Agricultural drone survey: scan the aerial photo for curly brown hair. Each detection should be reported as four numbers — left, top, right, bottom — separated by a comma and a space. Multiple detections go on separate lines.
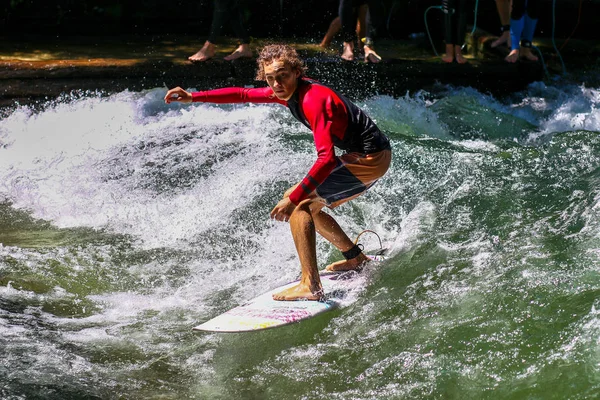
255, 44, 307, 81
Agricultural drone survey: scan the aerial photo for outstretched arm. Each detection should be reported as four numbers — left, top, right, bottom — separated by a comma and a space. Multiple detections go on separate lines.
164, 86, 286, 105
164, 87, 193, 104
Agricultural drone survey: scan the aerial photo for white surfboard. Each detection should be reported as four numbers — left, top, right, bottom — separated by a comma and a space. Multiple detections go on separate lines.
193, 254, 387, 333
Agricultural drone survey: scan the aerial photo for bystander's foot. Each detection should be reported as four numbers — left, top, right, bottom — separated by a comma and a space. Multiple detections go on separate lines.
520, 47, 539, 62
189, 41, 215, 62
442, 43, 454, 63
491, 32, 511, 48
505, 49, 520, 63
341, 41, 354, 61
364, 46, 381, 63
454, 45, 467, 64
223, 44, 253, 61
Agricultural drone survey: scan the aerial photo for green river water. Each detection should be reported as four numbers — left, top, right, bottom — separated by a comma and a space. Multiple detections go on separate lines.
1, 79, 600, 399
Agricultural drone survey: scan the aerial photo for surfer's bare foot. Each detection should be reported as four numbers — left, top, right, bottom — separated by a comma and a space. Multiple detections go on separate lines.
189, 42, 215, 62
223, 44, 253, 61
272, 282, 323, 301
341, 41, 354, 61
520, 47, 539, 62
491, 32, 511, 48
505, 49, 519, 63
325, 252, 370, 272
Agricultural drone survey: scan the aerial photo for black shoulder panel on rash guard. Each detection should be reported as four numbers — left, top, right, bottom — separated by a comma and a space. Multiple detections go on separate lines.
286, 78, 391, 154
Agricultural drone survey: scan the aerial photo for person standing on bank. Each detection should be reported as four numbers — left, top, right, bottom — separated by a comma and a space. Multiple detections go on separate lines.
441, 0, 468, 64
340, 0, 383, 63
491, 0, 512, 48
505, 0, 540, 63
188, 0, 253, 62
165, 44, 391, 301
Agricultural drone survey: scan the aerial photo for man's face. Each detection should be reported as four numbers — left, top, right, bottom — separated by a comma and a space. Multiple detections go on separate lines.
263, 60, 300, 101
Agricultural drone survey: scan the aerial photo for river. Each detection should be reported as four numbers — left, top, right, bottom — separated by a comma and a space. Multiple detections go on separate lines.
1, 76, 600, 399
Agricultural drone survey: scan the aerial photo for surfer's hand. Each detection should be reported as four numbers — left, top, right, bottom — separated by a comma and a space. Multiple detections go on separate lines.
270, 198, 295, 222
164, 87, 192, 104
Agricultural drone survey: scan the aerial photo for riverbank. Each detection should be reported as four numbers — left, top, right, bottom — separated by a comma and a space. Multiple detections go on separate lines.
1, 33, 598, 107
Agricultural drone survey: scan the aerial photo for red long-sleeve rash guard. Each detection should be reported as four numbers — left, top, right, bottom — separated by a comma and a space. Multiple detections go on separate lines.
191, 82, 349, 205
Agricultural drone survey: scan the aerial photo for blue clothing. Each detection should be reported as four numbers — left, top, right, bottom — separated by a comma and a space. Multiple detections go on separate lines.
510, 0, 540, 50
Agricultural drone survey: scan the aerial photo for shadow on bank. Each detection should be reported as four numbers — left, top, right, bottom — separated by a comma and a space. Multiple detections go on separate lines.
0, 32, 597, 108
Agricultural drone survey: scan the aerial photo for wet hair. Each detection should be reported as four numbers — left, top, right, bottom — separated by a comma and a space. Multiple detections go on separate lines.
255, 44, 307, 81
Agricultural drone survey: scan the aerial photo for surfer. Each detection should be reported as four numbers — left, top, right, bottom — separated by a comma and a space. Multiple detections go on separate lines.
164, 44, 391, 301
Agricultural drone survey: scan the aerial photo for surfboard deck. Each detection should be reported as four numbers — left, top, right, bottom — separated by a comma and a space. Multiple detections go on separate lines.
193, 254, 387, 333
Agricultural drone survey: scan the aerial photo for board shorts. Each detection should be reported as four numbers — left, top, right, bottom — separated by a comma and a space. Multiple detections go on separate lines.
315, 149, 392, 209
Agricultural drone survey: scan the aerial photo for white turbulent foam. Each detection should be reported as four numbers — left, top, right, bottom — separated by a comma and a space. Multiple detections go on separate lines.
362, 94, 450, 139
1, 92, 145, 224
390, 200, 436, 253
527, 83, 600, 141
453, 139, 500, 152
1, 89, 303, 249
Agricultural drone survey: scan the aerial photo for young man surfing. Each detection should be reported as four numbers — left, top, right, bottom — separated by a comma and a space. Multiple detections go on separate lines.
164, 44, 391, 301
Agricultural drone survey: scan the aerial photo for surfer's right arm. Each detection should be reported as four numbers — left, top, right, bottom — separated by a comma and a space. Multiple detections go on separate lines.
164, 87, 193, 104
165, 86, 286, 105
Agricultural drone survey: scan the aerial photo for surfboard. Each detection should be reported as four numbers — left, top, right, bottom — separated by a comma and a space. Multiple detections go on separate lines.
193, 254, 387, 333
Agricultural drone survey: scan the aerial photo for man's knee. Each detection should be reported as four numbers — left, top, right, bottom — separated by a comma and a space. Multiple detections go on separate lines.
308, 200, 326, 217
290, 199, 321, 219
289, 200, 313, 226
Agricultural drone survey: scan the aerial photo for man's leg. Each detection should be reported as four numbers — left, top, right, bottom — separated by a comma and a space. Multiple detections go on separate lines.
340, 0, 357, 61
189, 0, 225, 62
519, 0, 539, 62
491, 0, 512, 48
279, 184, 368, 272
223, 0, 253, 61
311, 208, 369, 271
506, 0, 525, 63
320, 17, 342, 48
272, 200, 324, 301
